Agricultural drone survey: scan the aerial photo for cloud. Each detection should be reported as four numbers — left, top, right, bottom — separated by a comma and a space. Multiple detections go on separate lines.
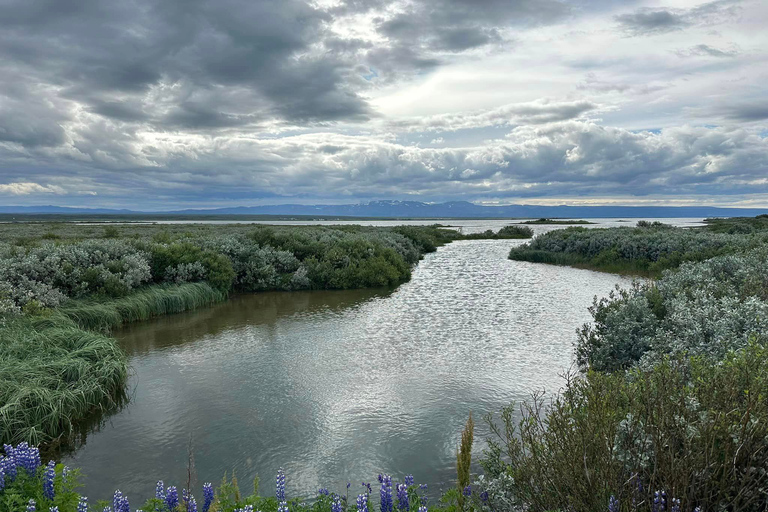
615, 0, 742, 36
4, 121, 767, 206
388, 100, 599, 132
675, 44, 739, 58
577, 73, 669, 95
0, 182, 65, 195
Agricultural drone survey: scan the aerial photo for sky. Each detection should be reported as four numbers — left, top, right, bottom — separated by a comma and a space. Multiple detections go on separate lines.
0, 0, 766, 209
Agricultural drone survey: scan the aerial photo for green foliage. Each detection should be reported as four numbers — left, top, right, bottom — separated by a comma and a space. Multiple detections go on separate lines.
0, 315, 127, 445
59, 283, 226, 332
461, 226, 533, 240
509, 221, 768, 276
482, 343, 768, 512
0, 463, 83, 512
577, 247, 768, 371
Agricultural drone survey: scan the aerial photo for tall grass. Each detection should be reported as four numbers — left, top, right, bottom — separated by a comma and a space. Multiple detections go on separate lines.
0, 315, 128, 446
59, 282, 226, 332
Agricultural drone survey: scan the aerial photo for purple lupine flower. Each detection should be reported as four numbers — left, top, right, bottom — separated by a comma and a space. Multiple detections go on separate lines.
396, 483, 409, 511
318, 488, 330, 496
276, 468, 286, 501
608, 495, 619, 512
10, 443, 41, 476
188, 496, 198, 512
462, 486, 471, 497
653, 491, 667, 512
27, 499, 36, 512
103, 508, 112, 512
357, 494, 369, 512
202, 482, 214, 512
62, 466, 71, 484
693, 508, 702, 512
156, 481, 166, 500
78, 497, 89, 512
112, 490, 130, 512
404, 475, 414, 487
49, 507, 59, 512
379, 475, 393, 512
3, 445, 17, 481
0, 466, 5, 492
418, 507, 427, 512
234, 506, 254, 512
43, 461, 56, 500
332, 496, 343, 512
278, 501, 289, 512
670, 498, 681, 512
362, 482, 372, 495
166, 486, 179, 511
480, 491, 489, 503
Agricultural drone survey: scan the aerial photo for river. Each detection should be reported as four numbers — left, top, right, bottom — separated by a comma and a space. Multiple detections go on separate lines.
60, 234, 636, 503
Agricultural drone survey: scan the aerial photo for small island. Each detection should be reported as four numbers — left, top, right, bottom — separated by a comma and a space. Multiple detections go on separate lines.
519, 218, 595, 225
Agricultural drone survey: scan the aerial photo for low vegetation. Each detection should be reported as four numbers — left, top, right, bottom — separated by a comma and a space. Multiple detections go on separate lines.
0, 222, 523, 446
508, 218, 768, 276
476, 216, 768, 511
0, 316, 127, 446
0, 442, 490, 512
519, 218, 593, 225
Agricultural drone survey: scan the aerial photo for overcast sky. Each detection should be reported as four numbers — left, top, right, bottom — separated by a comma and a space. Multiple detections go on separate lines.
0, 0, 766, 209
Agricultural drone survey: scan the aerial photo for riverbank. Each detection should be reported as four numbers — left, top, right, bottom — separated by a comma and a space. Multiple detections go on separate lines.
481, 216, 768, 510
508, 218, 768, 277
0, 223, 530, 446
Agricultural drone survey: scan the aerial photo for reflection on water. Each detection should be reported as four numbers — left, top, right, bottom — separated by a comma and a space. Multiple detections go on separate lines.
62, 240, 632, 503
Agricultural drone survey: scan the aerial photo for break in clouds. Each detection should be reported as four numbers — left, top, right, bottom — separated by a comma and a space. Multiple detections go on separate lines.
0, 0, 766, 208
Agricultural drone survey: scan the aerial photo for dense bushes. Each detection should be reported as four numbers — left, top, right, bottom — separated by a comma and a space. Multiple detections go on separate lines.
509, 223, 768, 275
462, 225, 533, 240
577, 247, 768, 371
0, 225, 471, 313
482, 343, 768, 512
484, 216, 768, 510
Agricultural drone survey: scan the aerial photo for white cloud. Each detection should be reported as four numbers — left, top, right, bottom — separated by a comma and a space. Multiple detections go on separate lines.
0, 182, 65, 195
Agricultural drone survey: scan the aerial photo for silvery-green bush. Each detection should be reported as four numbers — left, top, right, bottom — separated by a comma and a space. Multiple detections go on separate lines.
578, 247, 768, 371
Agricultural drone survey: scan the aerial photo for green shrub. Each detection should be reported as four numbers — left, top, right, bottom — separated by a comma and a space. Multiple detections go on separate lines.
482, 343, 768, 512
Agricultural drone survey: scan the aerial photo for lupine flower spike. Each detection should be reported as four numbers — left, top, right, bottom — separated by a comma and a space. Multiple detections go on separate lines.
166, 486, 179, 511
462, 485, 471, 497
332, 496, 343, 512
202, 482, 214, 512
404, 475, 414, 487
276, 468, 286, 501
379, 474, 393, 512
27, 499, 36, 512
357, 494, 369, 512
670, 498, 681, 512
608, 495, 619, 512
396, 483, 409, 511
43, 461, 56, 501
278, 501, 289, 512
156, 481, 166, 500
78, 497, 89, 512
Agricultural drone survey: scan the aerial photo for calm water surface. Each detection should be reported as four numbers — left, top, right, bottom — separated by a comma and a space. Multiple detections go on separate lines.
63, 239, 633, 502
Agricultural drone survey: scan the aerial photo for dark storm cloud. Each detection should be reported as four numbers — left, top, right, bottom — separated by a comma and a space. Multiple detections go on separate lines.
615, 0, 742, 36
364, 0, 568, 74
0, 0, 370, 131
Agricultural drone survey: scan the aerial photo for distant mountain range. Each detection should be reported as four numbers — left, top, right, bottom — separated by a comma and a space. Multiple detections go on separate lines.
2, 200, 768, 218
